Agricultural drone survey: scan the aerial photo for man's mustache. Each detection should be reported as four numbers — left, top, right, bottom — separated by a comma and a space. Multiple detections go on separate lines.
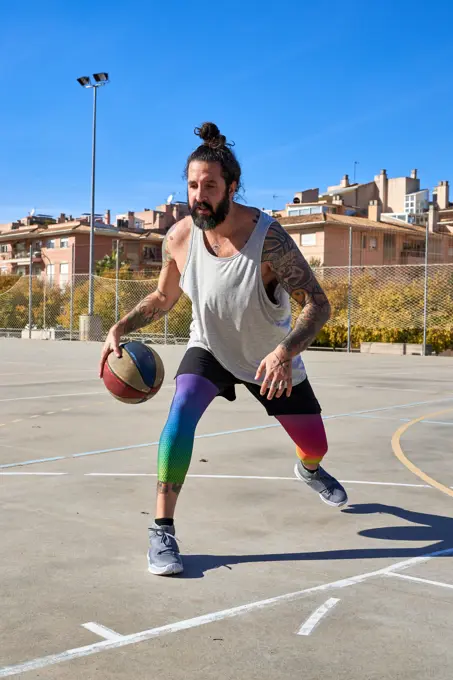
192, 201, 213, 212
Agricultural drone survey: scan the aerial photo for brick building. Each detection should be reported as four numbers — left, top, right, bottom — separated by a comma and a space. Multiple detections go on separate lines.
268, 171, 452, 266
0, 212, 165, 286
279, 204, 452, 267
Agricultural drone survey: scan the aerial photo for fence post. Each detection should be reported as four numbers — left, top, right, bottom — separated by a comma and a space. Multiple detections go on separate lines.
43, 270, 46, 330
422, 225, 429, 356
28, 245, 33, 339
347, 226, 353, 353
115, 239, 120, 323
69, 244, 75, 341
164, 313, 168, 344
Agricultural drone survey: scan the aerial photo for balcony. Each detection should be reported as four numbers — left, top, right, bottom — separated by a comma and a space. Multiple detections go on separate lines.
0, 250, 43, 266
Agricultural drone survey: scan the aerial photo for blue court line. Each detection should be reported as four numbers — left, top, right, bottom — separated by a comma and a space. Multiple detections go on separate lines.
356, 414, 453, 426
1, 395, 452, 470
320, 395, 453, 420
0, 456, 66, 469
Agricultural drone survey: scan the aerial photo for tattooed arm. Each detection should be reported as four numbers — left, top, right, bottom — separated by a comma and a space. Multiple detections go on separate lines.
255, 221, 330, 399
99, 225, 183, 375
117, 228, 182, 334
262, 221, 331, 355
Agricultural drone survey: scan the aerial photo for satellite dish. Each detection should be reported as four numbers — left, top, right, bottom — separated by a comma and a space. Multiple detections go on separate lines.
166, 194, 174, 205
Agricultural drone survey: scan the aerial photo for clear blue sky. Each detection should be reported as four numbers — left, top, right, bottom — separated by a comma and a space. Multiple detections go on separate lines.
1, 0, 452, 223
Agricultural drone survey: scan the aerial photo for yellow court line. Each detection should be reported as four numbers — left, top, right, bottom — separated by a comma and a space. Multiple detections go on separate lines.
392, 408, 453, 498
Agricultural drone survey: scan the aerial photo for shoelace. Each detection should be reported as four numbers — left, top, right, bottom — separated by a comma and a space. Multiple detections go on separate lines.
150, 528, 180, 556
318, 469, 339, 495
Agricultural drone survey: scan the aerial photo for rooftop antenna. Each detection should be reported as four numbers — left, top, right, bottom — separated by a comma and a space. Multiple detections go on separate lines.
167, 191, 178, 204
353, 161, 359, 184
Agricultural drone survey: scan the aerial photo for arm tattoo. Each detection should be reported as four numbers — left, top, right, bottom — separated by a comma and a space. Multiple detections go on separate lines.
161, 229, 175, 270
120, 298, 166, 334
262, 222, 331, 355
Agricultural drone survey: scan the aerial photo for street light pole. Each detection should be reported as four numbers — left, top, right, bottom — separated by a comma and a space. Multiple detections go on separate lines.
76, 73, 109, 318
28, 245, 33, 339
88, 85, 97, 315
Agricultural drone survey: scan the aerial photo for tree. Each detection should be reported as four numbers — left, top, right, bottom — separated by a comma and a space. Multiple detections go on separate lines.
95, 249, 132, 278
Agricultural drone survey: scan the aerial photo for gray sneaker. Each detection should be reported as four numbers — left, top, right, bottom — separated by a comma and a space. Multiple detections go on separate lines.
147, 524, 184, 576
294, 461, 348, 507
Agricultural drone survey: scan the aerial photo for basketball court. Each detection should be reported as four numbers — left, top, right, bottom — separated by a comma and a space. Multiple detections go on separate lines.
1, 338, 453, 679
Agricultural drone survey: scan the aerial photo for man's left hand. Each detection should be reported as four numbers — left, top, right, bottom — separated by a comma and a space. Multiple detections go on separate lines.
255, 346, 293, 400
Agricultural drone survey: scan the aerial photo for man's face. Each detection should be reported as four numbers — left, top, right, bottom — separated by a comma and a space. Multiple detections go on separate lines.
187, 161, 235, 231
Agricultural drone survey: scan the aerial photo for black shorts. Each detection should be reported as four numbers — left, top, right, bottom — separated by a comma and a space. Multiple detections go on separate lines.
175, 347, 321, 417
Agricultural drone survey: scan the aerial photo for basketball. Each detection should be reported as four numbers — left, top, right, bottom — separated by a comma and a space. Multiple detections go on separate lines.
103, 341, 165, 404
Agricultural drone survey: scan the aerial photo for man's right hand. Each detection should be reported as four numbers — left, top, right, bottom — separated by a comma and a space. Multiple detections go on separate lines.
99, 324, 123, 377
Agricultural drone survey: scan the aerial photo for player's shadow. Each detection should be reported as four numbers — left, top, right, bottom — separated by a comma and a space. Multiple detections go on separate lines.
180, 503, 453, 579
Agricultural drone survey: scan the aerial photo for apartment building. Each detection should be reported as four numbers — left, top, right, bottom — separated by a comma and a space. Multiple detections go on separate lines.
116, 202, 190, 232
275, 170, 449, 223
0, 212, 164, 285
272, 170, 452, 266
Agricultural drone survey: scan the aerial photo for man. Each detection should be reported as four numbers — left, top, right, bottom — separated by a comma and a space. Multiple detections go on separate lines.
100, 122, 347, 576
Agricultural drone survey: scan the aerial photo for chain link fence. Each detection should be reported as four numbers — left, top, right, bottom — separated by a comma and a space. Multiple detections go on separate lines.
1, 265, 453, 353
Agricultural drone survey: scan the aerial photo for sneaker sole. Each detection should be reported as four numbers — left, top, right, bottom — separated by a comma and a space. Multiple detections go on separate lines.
147, 556, 184, 576
294, 463, 348, 508
319, 493, 348, 508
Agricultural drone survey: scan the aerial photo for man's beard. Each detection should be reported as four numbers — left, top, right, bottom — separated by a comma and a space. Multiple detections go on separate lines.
190, 188, 231, 231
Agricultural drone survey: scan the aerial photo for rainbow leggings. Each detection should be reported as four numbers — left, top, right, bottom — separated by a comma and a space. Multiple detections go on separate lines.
157, 374, 328, 485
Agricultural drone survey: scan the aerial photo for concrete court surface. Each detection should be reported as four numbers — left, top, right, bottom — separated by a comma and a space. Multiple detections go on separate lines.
1, 338, 453, 679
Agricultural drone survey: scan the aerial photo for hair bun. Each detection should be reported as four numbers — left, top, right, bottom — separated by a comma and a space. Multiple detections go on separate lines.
195, 122, 227, 149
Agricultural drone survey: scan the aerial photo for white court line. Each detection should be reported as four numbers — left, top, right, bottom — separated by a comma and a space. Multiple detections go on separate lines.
2, 394, 453, 470
0, 391, 104, 403
81, 622, 124, 641
1, 379, 101, 388
0, 369, 95, 377
1, 547, 452, 678
0, 472, 67, 476
296, 598, 340, 636
385, 573, 453, 590
84, 473, 432, 488
0, 472, 436, 488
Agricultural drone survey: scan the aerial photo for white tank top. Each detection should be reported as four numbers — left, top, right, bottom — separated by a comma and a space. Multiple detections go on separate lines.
179, 210, 306, 386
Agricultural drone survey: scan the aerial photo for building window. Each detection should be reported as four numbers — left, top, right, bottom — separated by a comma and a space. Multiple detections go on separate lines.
143, 246, 156, 260
0, 245, 8, 253
46, 239, 56, 249
383, 233, 396, 262
60, 238, 69, 248
288, 206, 322, 217
60, 263, 69, 288
362, 235, 367, 249
301, 233, 317, 246
369, 237, 378, 250
46, 263, 55, 283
